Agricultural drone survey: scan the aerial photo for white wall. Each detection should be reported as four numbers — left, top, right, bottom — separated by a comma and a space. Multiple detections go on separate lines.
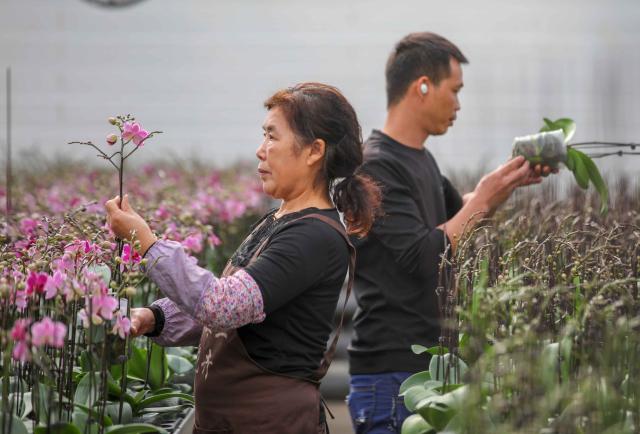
1, 0, 639, 174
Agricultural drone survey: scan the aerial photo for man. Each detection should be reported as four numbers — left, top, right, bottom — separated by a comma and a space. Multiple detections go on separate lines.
347, 32, 551, 433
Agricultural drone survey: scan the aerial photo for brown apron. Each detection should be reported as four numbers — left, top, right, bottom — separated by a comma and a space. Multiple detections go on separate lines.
192, 213, 355, 434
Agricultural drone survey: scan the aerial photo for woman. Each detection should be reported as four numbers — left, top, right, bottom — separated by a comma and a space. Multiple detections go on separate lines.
105, 82, 381, 433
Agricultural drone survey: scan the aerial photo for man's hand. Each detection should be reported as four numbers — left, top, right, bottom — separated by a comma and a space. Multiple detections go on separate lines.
532, 164, 560, 178
129, 307, 156, 337
471, 156, 540, 215
104, 194, 157, 255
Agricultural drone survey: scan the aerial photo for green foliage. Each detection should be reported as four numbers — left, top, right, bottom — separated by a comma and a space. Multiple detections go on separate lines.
540, 117, 576, 143
400, 186, 640, 433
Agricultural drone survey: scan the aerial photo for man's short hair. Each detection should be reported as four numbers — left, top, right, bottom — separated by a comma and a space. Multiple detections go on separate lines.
385, 32, 468, 107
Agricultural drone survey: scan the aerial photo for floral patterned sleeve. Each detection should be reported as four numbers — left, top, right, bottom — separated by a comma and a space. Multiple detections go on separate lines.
144, 240, 266, 333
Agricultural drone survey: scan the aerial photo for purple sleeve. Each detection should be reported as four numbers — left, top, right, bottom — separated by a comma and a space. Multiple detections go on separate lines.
149, 298, 203, 347
144, 240, 265, 333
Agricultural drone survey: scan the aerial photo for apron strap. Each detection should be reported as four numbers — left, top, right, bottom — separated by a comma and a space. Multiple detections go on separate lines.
302, 214, 355, 382
229, 213, 356, 383
233, 212, 356, 382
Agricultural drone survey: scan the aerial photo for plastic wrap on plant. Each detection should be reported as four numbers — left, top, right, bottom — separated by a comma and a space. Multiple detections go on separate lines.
512, 130, 567, 169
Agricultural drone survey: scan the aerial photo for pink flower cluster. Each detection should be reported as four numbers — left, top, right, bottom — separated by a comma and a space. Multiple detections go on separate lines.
10, 317, 67, 363
122, 122, 149, 146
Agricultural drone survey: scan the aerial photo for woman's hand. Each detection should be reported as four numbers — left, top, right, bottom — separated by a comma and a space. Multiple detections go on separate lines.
105, 194, 157, 255
129, 307, 156, 337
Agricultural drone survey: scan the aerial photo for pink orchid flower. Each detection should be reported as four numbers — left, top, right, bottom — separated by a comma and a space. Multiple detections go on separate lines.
208, 233, 222, 248
122, 122, 150, 146
26, 271, 48, 296
80, 294, 119, 327
31, 317, 67, 348
182, 233, 203, 253
14, 290, 27, 311
12, 341, 31, 363
10, 318, 31, 341
44, 270, 66, 300
112, 313, 131, 339
19, 218, 38, 235
10, 319, 32, 362
121, 243, 141, 264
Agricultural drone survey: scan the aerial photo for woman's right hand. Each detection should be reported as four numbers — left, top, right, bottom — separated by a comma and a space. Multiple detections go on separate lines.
130, 308, 156, 337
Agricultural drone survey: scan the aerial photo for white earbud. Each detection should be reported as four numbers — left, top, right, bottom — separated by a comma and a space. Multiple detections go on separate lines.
420, 83, 428, 95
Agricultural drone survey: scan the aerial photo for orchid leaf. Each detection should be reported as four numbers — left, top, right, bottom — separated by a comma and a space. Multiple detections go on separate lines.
429, 353, 468, 383
572, 151, 589, 189
403, 386, 438, 412
540, 117, 576, 143
566, 147, 577, 172
34, 423, 82, 434
400, 371, 432, 395
401, 414, 435, 434
0, 414, 28, 434
578, 150, 609, 214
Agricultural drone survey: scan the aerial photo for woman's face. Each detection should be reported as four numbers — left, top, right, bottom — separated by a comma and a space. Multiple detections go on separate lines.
256, 107, 316, 200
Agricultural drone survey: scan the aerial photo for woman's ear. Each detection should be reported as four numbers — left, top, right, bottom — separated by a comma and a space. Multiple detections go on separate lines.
306, 138, 326, 167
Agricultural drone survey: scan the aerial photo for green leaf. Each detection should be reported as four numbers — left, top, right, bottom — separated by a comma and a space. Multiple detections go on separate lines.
416, 400, 457, 431
127, 345, 148, 382
106, 402, 133, 424
578, 150, 609, 213
72, 411, 100, 434
36, 382, 52, 424
411, 344, 429, 355
73, 402, 113, 427
403, 386, 437, 412
148, 343, 168, 390
74, 372, 101, 408
429, 353, 468, 383
105, 423, 168, 434
411, 345, 444, 357
540, 117, 576, 143
415, 385, 468, 430
166, 355, 194, 375
401, 414, 435, 434
571, 150, 590, 189
400, 371, 432, 395
0, 413, 29, 434
136, 392, 194, 410
566, 147, 577, 171
34, 423, 82, 434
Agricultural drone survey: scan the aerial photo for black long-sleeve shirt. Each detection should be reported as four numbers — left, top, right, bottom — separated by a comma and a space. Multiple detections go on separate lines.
348, 130, 463, 374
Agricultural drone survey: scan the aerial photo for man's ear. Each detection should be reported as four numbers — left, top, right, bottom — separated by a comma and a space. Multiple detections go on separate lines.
306, 138, 326, 167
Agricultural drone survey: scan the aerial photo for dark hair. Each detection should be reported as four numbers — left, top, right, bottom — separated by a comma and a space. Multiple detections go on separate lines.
264, 82, 381, 237
385, 32, 468, 107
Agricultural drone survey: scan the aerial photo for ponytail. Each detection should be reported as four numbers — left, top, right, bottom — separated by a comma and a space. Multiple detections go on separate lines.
332, 173, 381, 237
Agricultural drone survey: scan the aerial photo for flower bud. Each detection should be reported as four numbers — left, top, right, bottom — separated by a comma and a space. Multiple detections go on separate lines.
108, 117, 117, 125
124, 286, 137, 297
106, 134, 118, 146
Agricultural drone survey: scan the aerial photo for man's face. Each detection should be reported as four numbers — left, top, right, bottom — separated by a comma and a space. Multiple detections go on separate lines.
423, 58, 464, 136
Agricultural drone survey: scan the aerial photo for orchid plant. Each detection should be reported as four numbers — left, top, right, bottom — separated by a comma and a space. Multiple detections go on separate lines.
1, 119, 268, 432
513, 117, 640, 214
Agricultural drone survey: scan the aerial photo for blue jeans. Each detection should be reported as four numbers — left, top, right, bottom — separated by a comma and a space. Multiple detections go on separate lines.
347, 372, 413, 434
